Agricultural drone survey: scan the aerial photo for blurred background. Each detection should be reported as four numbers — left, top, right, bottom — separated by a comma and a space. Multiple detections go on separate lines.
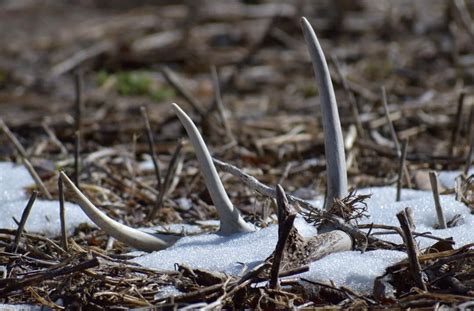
0, 0, 472, 210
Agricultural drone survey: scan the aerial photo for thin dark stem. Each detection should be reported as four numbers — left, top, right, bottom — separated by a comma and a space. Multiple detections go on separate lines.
464, 105, 474, 176
160, 66, 206, 118
74, 70, 83, 134
211, 65, 236, 144
0, 119, 28, 157
212, 158, 316, 211
396, 139, 409, 201
12, 191, 38, 253
74, 71, 83, 188
140, 106, 162, 195
381, 86, 401, 155
41, 121, 68, 155
74, 130, 81, 188
0, 119, 52, 199
270, 185, 296, 289
396, 210, 427, 291
206, 15, 278, 117
382, 86, 411, 188
0, 257, 99, 297
58, 175, 69, 251
331, 56, 364, 137
148, 140, 184, 220
450, 91, 465, 156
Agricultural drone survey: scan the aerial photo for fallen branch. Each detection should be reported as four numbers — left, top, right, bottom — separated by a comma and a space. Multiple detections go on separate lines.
397, 210, 427, 291
269, 185, 297, 289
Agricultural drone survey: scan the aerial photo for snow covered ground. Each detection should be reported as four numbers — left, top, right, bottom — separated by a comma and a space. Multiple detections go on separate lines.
133, 179, 474, 293
1, 162, 473, 293
0, 162, 93, 235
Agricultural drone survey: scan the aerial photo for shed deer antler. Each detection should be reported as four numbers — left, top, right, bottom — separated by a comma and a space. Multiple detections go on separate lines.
300, 17, 348, 209
60, 172, 180, 252
60, 104, 253, 251
61, 17, 356, 257
171, 103, 254, 235
266, 17, 353, 264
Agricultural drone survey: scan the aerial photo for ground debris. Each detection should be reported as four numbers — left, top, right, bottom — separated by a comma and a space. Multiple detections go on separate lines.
374, 243, 474, 308
0, 0, 473, 309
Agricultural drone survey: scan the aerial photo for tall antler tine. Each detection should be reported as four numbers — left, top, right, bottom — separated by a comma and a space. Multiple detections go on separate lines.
171, 103, 254, 234
300, 17, 348, 209
60, 171, 179, 252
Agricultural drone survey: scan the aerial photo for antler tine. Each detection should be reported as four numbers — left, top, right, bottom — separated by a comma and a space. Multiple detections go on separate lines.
60, 172, 180, 252
300, 17, 348, 209
171, 103, 254, 235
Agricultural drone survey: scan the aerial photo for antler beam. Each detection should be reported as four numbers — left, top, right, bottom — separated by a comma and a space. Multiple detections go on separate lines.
60, 17, 355, 258
300, 17, 348, 209
172, 103, 254, 235
60, 172, 180, 252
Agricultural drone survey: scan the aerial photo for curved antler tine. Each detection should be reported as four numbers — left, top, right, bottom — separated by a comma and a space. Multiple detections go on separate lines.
300, 17, 348, 209
171, 103, 254, 234
60, 172, 179, 252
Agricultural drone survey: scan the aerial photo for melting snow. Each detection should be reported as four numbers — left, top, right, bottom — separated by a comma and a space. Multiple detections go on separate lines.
1, 162, 473, 293
133, 181, 473, 293
0, 162, 93, 236
438, 168, 473, 188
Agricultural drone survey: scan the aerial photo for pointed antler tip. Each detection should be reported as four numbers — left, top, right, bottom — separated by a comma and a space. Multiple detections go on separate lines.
300, 16, 312, 30
171, 102, 180, 112
171, 103, 190, 125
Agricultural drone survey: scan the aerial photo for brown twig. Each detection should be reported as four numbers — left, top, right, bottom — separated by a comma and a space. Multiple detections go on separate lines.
160, 66, 206, 118
48, 41, 113, 78
212, 158, 316, 211
74, 70, 83, 188
74, 130, 81, 188
450, 91, 465, 156
396, 139, 409, 201
11, 191, 38, 253
381, 86, 411, 188
211, 65, 236, 144
58, 174, 69, 252
41, 121, 68, 155
396, 210, 427, 291
464, 105, 474, 176
140, 106, 163, 214
207, 14, 279, 112
357, 139, 466, 165
0, 119, 28, 158
269, 185, 296, 289
331, 56, 364, 137
148, 140, 184, 220
451, 0, 474, 41
381, 86, 401, 154
428, 171, 447, 229
404, 207, 416, 231
0, 257, 100, 297
0, 119, 53, 199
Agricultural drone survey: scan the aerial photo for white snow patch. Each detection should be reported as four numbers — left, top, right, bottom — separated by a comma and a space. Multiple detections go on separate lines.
133, 185, 474, 293
438, 168, 474, 188
134, 225, 279, 275
358, 187, 473, 248
154, 286, 183, 300
0, 162, 93, 236
2, 161, 473, 293
138, 159, 155, 171
0, 304, 43, 311
301, 250, 406, 292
